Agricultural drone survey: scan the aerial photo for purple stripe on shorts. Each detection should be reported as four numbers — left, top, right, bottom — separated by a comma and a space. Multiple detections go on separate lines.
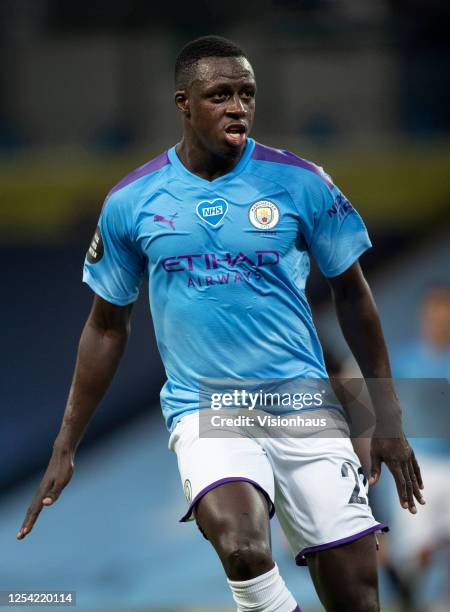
295, 523, 389, 566
179, 477, 275, 523
108, 151, 170, 197
252, 142, 334, 189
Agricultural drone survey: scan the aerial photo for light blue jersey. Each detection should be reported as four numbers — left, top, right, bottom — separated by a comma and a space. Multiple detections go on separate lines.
83, 138, 371, 431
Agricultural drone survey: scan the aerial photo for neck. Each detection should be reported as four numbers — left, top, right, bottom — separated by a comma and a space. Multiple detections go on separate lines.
176, 135, 246, 182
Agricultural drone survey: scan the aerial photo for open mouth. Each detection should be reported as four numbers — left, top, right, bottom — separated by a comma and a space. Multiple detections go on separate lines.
224, 123, 247, 146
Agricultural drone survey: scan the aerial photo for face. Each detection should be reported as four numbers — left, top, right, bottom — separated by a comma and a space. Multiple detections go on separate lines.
175, 56, 256, 156
421, 289, 450, 348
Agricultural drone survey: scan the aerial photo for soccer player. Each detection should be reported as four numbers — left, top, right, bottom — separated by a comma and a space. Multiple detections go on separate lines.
386, 285, 450, 608
17, 36, 425, 612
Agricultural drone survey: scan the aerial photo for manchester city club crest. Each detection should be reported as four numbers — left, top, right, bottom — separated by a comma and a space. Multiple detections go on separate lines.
249, 200, 280, 230
184, 479, 192, 503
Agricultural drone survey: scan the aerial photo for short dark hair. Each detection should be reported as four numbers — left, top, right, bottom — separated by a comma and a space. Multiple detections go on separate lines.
175, 35, 247, 89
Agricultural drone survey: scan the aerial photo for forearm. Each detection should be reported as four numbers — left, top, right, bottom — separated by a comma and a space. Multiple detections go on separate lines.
332, 274, 402, 430
54, 318, 128, 453
333, 277, 391, 378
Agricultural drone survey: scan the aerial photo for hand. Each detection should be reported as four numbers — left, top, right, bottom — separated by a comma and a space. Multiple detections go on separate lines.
17, 448, 74, 540
369, 433, 425, 514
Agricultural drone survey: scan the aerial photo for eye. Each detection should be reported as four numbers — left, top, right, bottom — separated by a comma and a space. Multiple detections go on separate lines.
241, 90, 255, 100
211, 92, 227, 103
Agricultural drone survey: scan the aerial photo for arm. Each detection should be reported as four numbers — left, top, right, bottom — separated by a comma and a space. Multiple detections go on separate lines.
17, 295, 132, 540
328, 262, 425, 513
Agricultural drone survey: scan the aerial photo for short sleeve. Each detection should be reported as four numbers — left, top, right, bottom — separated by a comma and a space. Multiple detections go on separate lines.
82, 190, 145, 305
308, 182, 372, 278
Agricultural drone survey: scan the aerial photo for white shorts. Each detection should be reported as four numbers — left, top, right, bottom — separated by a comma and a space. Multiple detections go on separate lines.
169, 411, 387, 565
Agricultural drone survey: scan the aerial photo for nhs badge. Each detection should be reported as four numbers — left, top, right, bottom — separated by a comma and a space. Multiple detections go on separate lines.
196, 198, 228, 227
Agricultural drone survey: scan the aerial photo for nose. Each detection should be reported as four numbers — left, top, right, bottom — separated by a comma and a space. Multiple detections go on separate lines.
226, 94, 246, 117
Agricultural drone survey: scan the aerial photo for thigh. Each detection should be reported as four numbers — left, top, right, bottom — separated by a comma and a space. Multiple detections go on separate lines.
307, 533, 380, 612
169, 412, 276, 580
265, 436, 387, 565
195, 480, 272, 554
169, 411, 275, 522
195, 481, 275, 580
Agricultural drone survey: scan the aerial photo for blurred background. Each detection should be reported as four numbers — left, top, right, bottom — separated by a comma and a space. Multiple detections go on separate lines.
1, 0, 449, 610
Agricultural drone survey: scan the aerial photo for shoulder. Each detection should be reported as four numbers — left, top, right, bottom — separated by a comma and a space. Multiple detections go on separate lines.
104, 150, 171, 212
99, 150, 171, 239
249, 141, 334, 191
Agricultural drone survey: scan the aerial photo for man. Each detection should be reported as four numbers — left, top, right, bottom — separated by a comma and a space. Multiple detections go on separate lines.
386, 285, 450, 610
17, 36, 424, 612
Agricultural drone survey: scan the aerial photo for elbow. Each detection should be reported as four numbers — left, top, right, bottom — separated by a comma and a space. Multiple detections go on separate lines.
102, 325, 130, 351
84, 297, 133, 354
84, 318, 130, 354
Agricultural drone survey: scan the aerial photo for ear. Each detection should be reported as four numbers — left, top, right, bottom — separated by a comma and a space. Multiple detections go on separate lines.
175, 90, 190, 117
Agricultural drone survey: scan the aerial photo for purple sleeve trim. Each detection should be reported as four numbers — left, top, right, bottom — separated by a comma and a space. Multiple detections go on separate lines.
292, 606, 302, 612
179, 477, 275, 523
108, 151, 170, 197
252, 142, 334, 189
295, 523, 389, 566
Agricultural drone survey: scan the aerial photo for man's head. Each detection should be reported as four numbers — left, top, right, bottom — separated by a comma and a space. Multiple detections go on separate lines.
420, 284, 450, 350
174, 35, 256, 157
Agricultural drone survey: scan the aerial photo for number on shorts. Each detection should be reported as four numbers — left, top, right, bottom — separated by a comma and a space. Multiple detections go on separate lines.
341, 462, 368, 505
